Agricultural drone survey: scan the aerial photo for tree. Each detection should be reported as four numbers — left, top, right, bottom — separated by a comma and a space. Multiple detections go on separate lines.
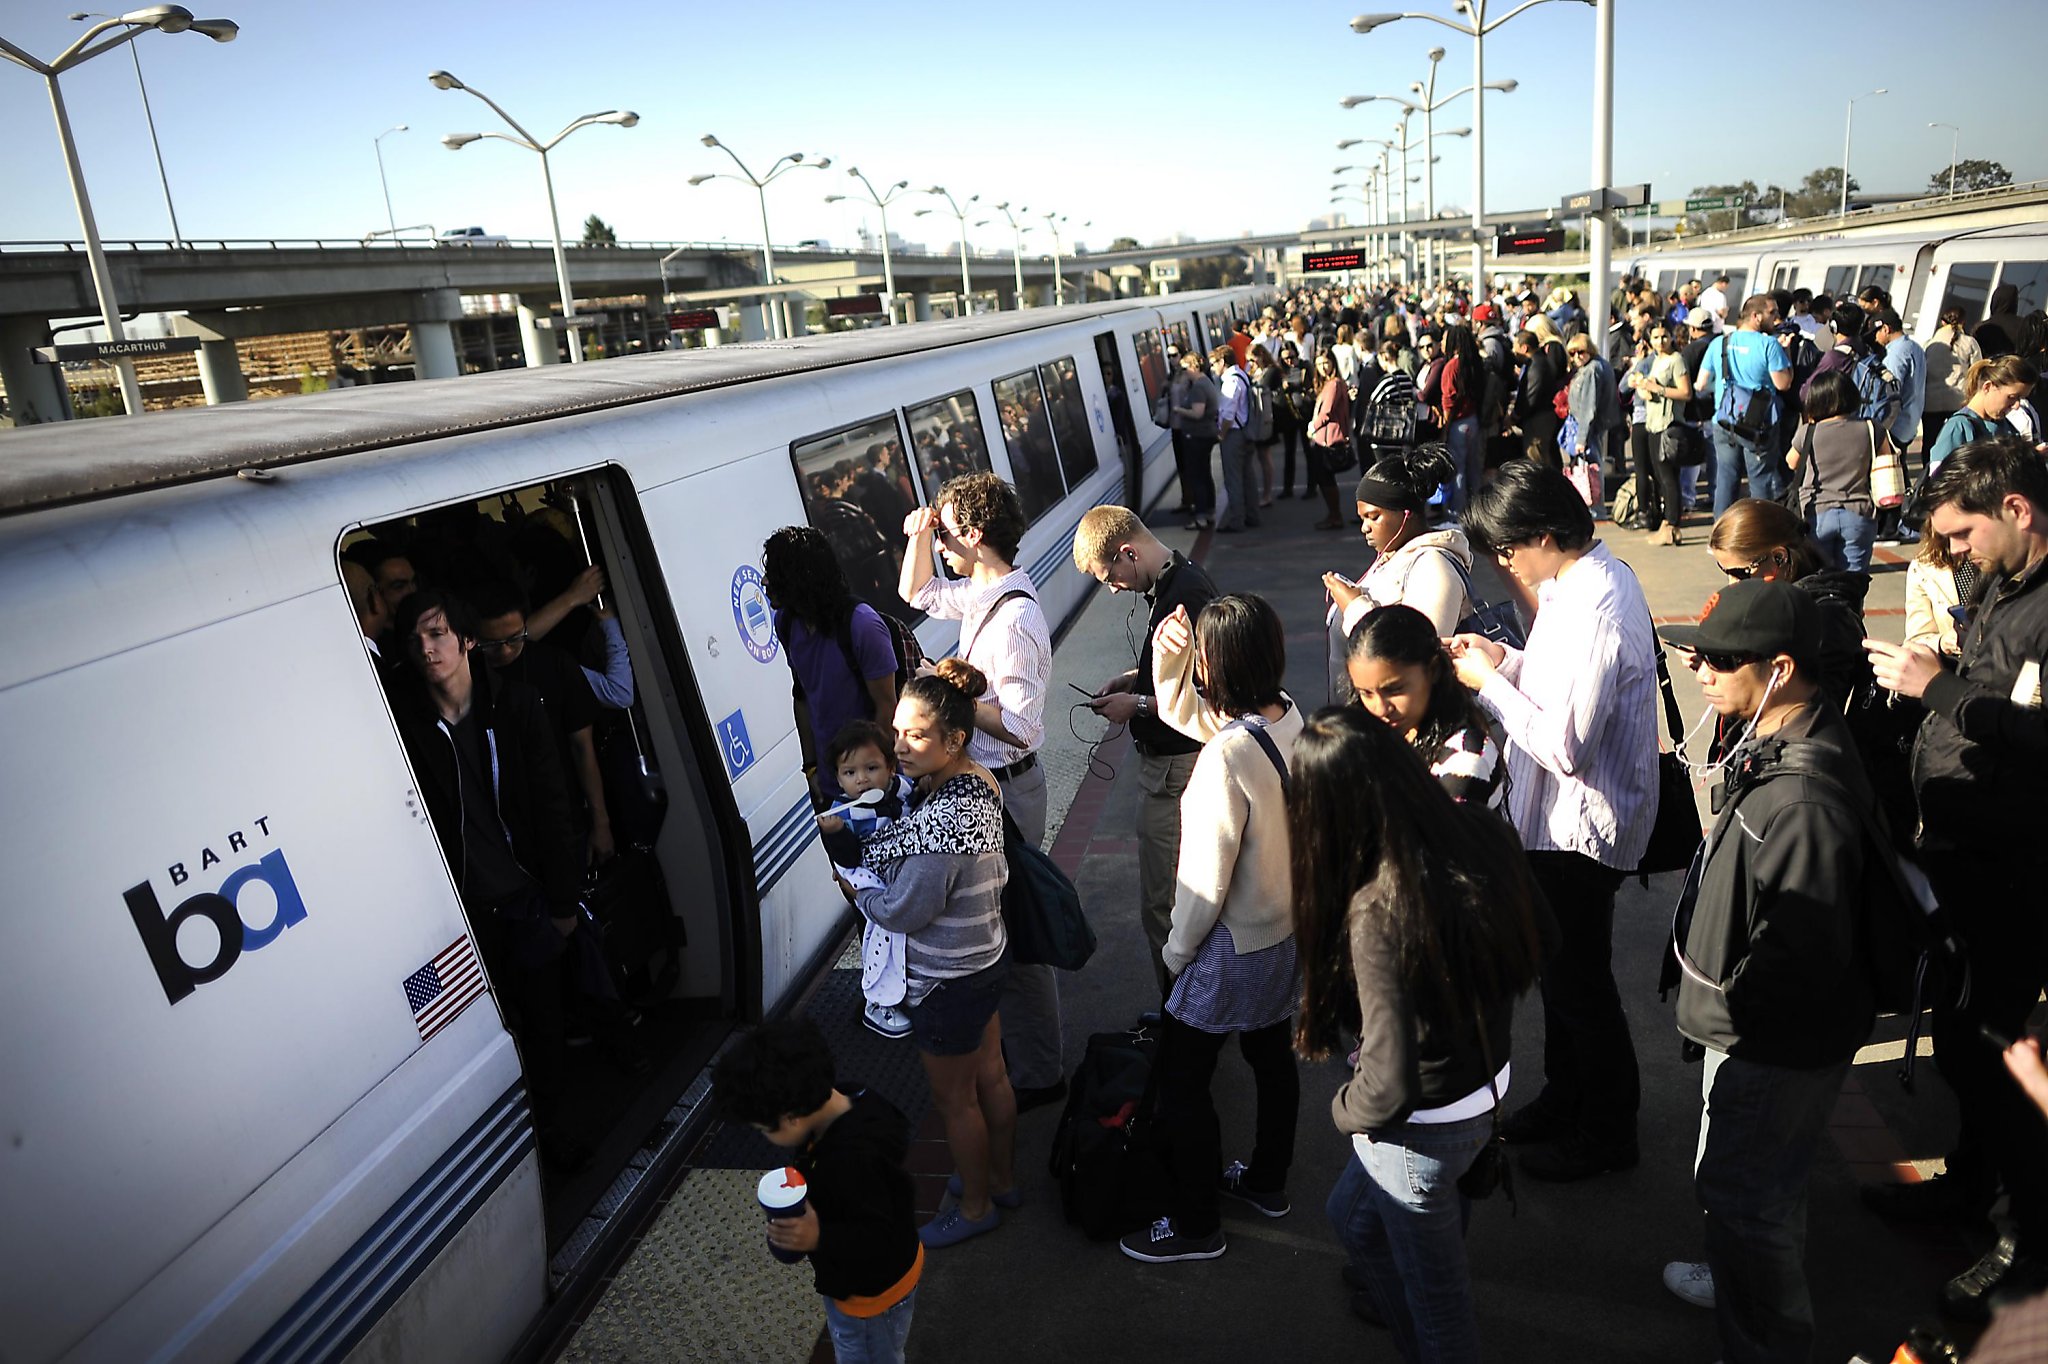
1928, 158, 2011, 195
1176, 254, 1249, 291
581, 214, 618, 246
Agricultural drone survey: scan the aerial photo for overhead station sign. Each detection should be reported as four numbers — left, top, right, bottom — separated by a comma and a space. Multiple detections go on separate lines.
1560, 183, 1652, 214
32, 336, 202, 364
1495, 229, 1566, 256
825, 295, 884, 317
1301, 249, 1365, 273
667, 309, 722, 331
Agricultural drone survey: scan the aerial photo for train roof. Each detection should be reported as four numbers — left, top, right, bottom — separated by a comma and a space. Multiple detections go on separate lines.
1628, 219, 2048, 262
0, 290, 1254, 517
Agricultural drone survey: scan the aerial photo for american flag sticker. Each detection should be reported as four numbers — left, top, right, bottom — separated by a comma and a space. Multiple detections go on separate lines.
404, 937, 487, 1042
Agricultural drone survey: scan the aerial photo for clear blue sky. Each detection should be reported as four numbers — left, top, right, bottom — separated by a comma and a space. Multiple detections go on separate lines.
1, 0, 2037, 252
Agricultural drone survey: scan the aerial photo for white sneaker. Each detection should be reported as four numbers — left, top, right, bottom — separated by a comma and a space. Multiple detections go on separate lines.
1662, 1260, 1716, 1308
863, 1001, 912, 1038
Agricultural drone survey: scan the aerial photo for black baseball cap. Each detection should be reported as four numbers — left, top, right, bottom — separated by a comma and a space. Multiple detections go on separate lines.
1657, 579, 1820, 671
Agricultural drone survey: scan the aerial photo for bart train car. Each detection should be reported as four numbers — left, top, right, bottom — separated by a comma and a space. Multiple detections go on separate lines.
1623, 220, 2048, 342
0, 286, 1271, 1364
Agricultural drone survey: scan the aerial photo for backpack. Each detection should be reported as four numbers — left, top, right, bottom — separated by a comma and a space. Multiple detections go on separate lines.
1758, 750, 1969, 1092
1048, 1020, 1171, 1240
1846, 351, 1902, 429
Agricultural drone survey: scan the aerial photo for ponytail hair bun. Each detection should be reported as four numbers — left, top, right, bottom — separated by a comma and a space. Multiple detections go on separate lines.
932, 656, 989, 699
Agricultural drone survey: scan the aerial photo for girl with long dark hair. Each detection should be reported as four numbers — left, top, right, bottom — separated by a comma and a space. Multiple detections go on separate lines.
1437, 324, 1486, 512
1290, 708, 1549, 1360
1345, 604, 1504, 808
763, 525, 900, 795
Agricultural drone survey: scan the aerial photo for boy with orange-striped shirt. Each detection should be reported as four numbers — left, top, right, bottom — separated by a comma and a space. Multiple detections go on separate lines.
716, 1019, 922, 1362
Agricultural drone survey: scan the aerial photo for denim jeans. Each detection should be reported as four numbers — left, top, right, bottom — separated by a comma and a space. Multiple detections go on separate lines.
1711, 423, 1782, 514
1809, 505, 1878, 574
1694, 1052, 1848, 1364
1215, 427, 1259, 530
1328, 1113, 1493, 1363
1445, 415, 1482, 513
823, 1287, 917, 1364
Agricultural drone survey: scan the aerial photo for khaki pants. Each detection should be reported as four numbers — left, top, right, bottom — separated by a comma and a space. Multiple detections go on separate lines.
1137, 748, 1199, 998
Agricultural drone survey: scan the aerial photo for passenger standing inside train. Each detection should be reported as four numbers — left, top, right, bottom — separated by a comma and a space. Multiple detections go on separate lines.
1211, 345, 1260, 534
341, 559, 397, 679
1120, 595, 1301, 1265
1072, 507, 1218, 998
898, 475, 1064, 1112
389, 589, 585, 1157
1448, 461, 1660, 1182
1170, 350, 1220, 530
844, 662, 1017, 1249
1655, 580, 1876, 1364
1866, 437, 2048, 1319
1290, 708, 1549, 1359
763, 525, 901, 800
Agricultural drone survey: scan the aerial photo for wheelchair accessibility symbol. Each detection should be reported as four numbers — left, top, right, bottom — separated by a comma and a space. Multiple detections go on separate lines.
717, 708, 756, 780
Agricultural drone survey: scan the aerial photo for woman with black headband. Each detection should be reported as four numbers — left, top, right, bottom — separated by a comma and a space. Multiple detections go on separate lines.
1322, 445, 1474, 704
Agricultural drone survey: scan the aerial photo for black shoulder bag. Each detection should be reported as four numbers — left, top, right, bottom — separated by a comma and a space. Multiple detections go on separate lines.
1454, 994, 1515, 1212
1638, 612, 1705, 878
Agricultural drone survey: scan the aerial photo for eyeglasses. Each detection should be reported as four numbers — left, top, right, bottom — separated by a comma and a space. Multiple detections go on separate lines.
476, 631, 529, 653
1694, 650, 1763, 674
1720, 557, 1767, 581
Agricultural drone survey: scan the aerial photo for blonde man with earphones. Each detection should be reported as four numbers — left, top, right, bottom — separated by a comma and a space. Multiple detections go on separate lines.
1072, 505, 1217, 996
1655, 577, 1879, 1364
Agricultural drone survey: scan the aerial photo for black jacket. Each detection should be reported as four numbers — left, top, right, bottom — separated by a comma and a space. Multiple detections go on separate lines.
1676, 703, 1877, 1068
393, 659, 583, 912
1914, 552, 2048, 857
1513, 349, 1560, 426
801, 1088, 921, 1304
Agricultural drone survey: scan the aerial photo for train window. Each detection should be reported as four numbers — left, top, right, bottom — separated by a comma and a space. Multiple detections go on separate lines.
1823, 265, 1856, 298
1038, 356, 1099, 487
1858, 265, 1895, 299
1723, 270, 1749, 303
1133, 328, 1168, 409
1772, 264, 1796, 291
1204, 311, 1227, 350
904, 390, 993, 493
1998, 262, 2048, 315
1654, 270, 1677, 297
992, 369, 1067, 523
1166, 320, 1192, 358
790, 415, 919, 623
1940, 261, 1997, 328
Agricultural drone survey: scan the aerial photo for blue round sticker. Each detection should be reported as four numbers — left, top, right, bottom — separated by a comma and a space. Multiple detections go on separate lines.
730, 565, 778, 664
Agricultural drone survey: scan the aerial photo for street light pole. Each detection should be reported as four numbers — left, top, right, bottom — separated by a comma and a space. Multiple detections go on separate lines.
1840, 87, 1887, 220
992, 202, 1031, 307
5, 5, 240, 416
70, 10, 183, 246
920, 187, 977, 305
434, 73, 639, 362
688, 137, 829, 341
1929, 122, 1960, 200
1586, 0, 1614, 323
826, 168, 910, 323
1042, 212, 1069, 305
1352, 0, 1589, 296
373, 123, 406, 239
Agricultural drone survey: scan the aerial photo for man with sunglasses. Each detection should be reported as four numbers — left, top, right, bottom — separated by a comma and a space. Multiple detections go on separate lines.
1656, 578, 1877, 1364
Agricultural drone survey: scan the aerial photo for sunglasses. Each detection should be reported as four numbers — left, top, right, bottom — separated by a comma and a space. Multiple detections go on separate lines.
1693, 650, 1763, 673
1720, 557, 1768, 581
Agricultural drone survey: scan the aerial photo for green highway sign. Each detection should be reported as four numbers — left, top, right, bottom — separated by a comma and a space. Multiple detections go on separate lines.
1684, 195, 1740, 212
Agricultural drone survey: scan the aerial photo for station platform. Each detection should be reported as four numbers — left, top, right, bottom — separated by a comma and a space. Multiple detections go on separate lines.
549, 469, 1985, 1364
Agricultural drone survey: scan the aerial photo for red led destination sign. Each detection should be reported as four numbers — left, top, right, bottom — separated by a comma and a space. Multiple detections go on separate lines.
825, 294, 885, 317
1301, 249, 1365, 273
1495, 229, 1566, 256
667, 309, 722, 330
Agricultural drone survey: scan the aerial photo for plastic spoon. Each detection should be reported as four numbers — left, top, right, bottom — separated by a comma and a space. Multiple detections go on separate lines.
819, 788, 887, 820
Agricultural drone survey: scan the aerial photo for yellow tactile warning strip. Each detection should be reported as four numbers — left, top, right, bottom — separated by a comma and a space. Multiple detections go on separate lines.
560, 1168, 820, 1364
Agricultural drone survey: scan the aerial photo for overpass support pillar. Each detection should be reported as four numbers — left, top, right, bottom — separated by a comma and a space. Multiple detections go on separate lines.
170, 316, 250, 405
911, 292, 932, 322
0, 316, 72, 424
517, 298, 560, 367
1038, 283, 1057, 308
406, 290, 465, 380
197, 339, 249, 404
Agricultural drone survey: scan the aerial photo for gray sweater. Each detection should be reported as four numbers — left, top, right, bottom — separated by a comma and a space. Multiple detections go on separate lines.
854, 850, 1008, 986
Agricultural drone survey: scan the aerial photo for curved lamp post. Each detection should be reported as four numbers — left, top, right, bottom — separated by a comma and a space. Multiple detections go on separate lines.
373, 123, 407, 239
914, 186, 977, 305
68, 9, 188, 247
689, 136, 830, 340
1840, 88, 1887, 219
825, 166, 910, 323
433, 70, 638, 363
3, 4, 239, 415
1351, 1, 1589, 293
991, 202, 1034, 308
1929, 122, 1961, 201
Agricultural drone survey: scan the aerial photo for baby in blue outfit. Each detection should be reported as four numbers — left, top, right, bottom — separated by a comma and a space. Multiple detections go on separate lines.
816, 720, 915, 1038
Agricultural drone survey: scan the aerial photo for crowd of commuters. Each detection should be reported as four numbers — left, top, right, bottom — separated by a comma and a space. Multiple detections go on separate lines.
716, 266, 2048, 1364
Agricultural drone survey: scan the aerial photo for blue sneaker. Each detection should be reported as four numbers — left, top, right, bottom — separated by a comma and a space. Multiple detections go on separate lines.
918, 1204, 1000, 1248
945, 1173, 1023, 1209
